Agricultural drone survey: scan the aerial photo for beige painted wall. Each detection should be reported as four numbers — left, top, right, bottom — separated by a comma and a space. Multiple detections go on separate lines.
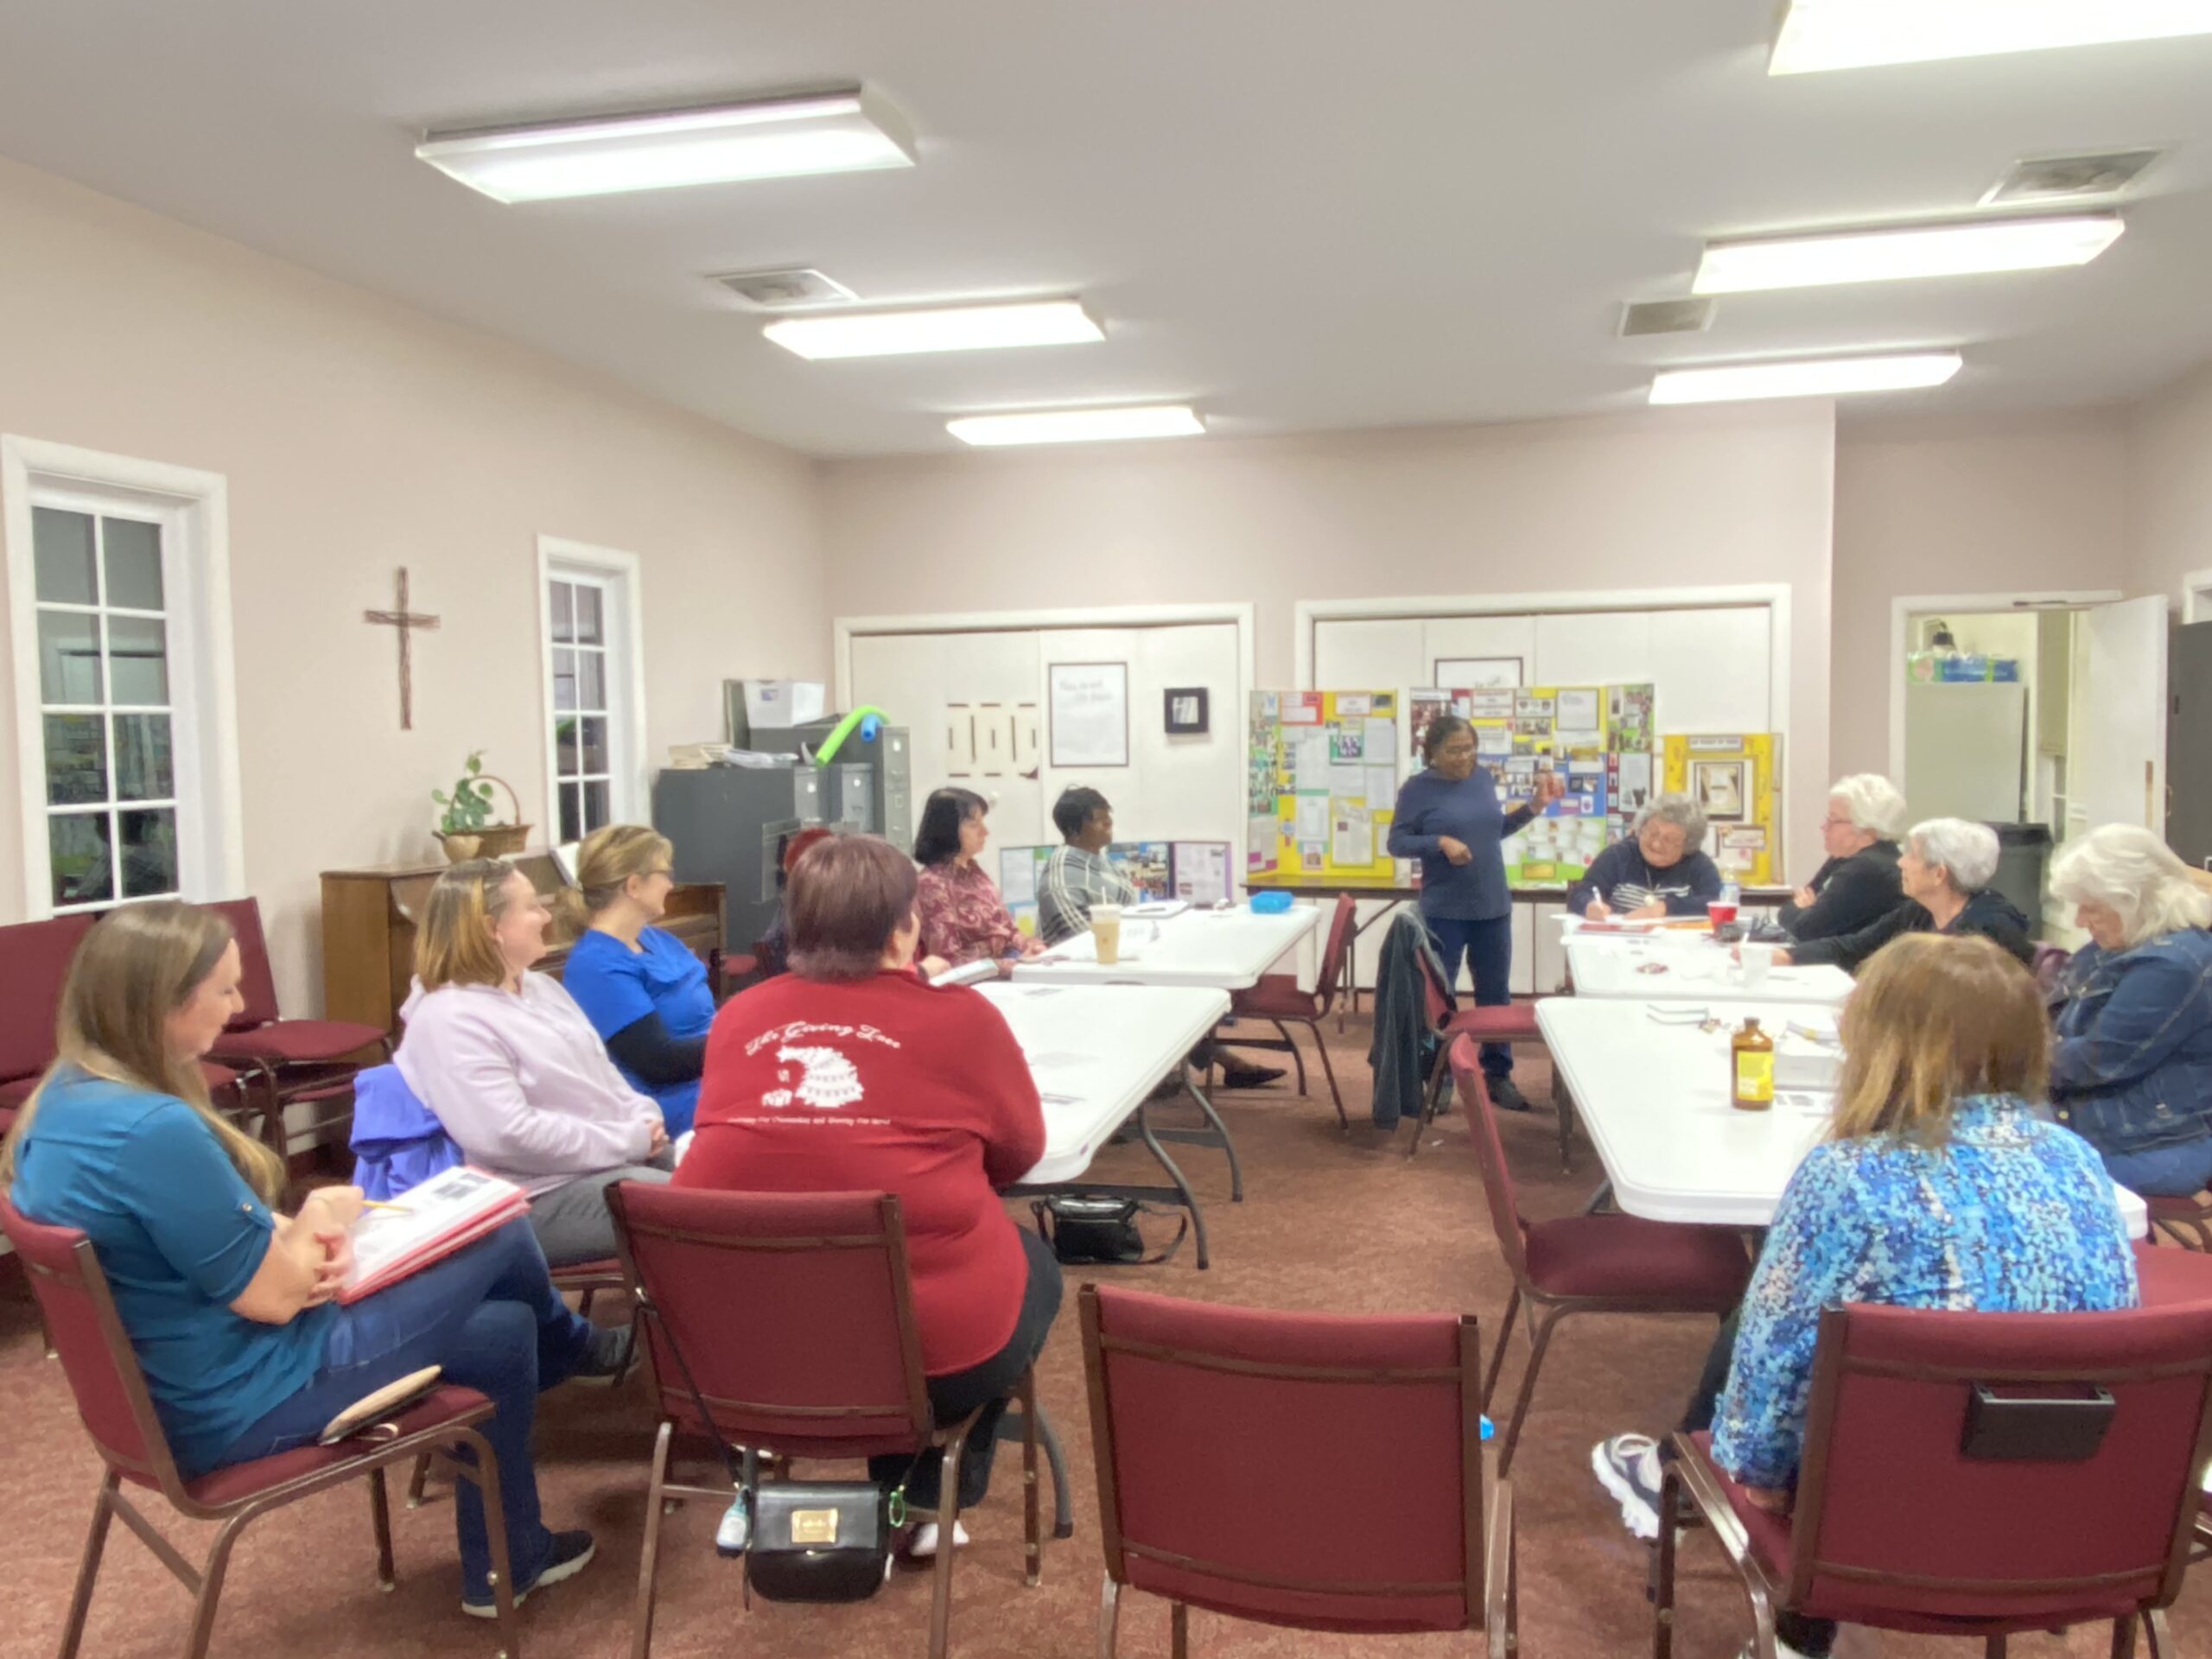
2128, 361, 2212, 609
1829, 410, 2130, 782
0, 157, 826, 1010
818, 403, 1838, 874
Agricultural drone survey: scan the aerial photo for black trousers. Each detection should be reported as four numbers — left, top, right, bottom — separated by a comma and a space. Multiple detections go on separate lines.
872, 1227, 1064, 1510
1676, 1310, 1835, 1658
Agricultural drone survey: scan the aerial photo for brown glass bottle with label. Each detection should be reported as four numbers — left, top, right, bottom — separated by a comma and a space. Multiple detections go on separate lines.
1731, 1017, 1774, 1111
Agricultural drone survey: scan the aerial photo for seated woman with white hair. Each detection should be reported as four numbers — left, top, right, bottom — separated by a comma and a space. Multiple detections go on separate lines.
1567, 794, 1723, 920
2046, 824, 2212, 1198
1777, 817, 2034, 976
1778, 773, 1907, 944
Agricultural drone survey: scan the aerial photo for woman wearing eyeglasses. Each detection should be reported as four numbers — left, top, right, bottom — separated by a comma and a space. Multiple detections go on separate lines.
1778, 774, 1907, 944
556, 823, 716, 1140
1387, 714, 1564, 1113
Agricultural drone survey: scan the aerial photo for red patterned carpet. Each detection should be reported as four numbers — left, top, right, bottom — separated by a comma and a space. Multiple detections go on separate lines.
2, 1017, 2203, 1659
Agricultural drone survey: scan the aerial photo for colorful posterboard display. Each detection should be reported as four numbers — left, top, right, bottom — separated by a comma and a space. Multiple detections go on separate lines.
999, 840, 1231, 932
1405, 683, 1656, 886
1245, 690, 1399, 880
1662, 733, 1783, 885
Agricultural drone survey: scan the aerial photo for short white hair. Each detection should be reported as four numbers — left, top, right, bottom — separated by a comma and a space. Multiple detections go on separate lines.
1636, 792, 1708, 851
2050, 824, 2212, 950
1905, 817, 1999, 893
1827, 774, 1909, 839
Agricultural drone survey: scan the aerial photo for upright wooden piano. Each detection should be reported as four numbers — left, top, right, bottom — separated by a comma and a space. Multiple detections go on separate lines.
321, 854, 726, 1039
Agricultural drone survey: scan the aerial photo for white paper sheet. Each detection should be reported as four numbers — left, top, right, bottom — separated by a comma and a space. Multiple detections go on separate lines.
1329, 763, 1363, 797
1294, 794, 1331, 842
1476, 725, 1512, 755
1332, 805, 1375, 867
1556, 688, 1600, 734
1362, 717, 1395, 764
1173, 842, 1232, 905
1288, 728, 1333, 791
1364, 764, 1398, 805
1334, 693, 1372, 716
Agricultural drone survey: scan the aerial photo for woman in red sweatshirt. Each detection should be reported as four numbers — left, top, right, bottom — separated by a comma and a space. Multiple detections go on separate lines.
677, 833, 1058, 1555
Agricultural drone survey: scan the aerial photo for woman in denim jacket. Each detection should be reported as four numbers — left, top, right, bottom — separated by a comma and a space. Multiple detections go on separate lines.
2048, 824, 2212, 1197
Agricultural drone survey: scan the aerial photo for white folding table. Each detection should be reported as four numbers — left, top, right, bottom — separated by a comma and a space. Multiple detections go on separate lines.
980, 981, 1237, 1268
1535, 996, 2150, 1239
1562, 932, 1854, 1007
1010, 903, 1321, 990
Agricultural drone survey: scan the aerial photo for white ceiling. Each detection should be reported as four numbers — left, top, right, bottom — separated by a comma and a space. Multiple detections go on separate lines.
3, 1, 2210, 456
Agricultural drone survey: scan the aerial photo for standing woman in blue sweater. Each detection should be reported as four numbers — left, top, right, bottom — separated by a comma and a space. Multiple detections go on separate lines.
1388, 715, 1563, 1110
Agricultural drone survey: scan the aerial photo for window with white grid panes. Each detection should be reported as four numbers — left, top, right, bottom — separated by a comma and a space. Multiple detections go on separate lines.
546, 575, 613, 842
32, 505, 182, 910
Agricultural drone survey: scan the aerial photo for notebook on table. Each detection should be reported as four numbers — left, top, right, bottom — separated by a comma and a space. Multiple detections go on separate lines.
340, 1166, 531, 1305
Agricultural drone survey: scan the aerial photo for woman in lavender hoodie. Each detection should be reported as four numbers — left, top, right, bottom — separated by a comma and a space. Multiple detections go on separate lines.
395, 860, 671, 1266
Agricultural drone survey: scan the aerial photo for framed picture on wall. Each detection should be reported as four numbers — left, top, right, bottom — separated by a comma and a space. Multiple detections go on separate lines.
1048, 662, 1130, 767
1692, 759, 1747, 822
1434, 657, 1522, 690
1164, 687, 1210, 734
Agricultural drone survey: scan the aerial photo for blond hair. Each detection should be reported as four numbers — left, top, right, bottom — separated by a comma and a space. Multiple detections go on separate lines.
416, 858, 531, 991
2049, 824, 2212, 950
0, 902, 286, 1203
554, 823, 673, 935
1830, 933, 2049, 1148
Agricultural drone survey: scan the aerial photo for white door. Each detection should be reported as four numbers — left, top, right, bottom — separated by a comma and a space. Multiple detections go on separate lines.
2074, 595, 2169, 836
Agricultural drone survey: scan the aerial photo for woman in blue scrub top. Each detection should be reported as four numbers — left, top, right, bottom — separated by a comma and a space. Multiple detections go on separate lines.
2, 902, 627, 1618
1387, 713, 1564, 1112
557, 824, 716, 1137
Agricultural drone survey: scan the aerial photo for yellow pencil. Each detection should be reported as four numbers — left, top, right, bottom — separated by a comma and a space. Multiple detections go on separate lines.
360, 1198, 411, 1215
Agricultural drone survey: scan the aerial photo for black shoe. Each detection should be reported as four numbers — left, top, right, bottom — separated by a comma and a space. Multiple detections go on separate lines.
1221, 1064, 1287, 1090
569, 1321, 636, 1388
463, 1529, 596, 1617
1488, 1075, 1534, 1113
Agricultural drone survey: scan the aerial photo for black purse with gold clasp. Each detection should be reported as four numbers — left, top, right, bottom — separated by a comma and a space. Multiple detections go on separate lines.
638, 1282, 907, 1603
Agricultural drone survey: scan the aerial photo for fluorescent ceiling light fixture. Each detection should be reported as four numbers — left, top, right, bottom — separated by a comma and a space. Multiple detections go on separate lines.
1695, 213, 2123, 294
1771, 0, 2212, 73
416, 87, 914, 203
1650, 352, 1963, 405
765, 299, 1103, 360
947, 406, 1205, 447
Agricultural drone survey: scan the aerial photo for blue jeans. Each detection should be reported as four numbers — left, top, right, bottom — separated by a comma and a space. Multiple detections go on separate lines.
2098, 1135, 2212, 1199
213, 1218, 597, 1599
1425, 913, 1514, 1079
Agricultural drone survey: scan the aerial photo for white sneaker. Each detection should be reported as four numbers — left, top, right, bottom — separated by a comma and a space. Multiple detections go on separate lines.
1591, 1433, 1666, 1541
905, 1520, 971, 1559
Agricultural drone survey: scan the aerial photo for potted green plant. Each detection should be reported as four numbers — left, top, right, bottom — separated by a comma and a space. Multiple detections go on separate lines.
432, 751, 530, 862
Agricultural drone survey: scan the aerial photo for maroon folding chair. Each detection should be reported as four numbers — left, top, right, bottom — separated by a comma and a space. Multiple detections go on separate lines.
0, 1197, 521, 1659
607, 1184, 1052, 1659
203, 898, 389, 1150
1404, 934, 1566, 1166
1081, 1283, 1514, 1657
1217, 893, 1357, 1128
2145, 1194, 2212, 1251
1450, 1035, 1749, 1476
1657, 1301, 2212, 1659
0, 913, 98, 1106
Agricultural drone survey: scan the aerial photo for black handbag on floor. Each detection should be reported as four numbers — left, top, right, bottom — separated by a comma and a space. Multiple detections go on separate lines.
1030, 1196, 1187, 1267
638, 1282, 906, 1603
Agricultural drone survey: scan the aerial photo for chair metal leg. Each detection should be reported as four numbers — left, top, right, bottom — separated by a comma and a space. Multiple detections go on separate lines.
1405, 1046, 1452, 1160
2144, 1608, 2174, 1659
2112, 1613, 2139, 1659
57, 1472, 119, 1659
1018, 1370, 1042, 1587
1097, 1575, 1122, 1659
406, 1450, 434, 1508
182, 1514, 249, 1659
369, 1466, 397, 1591
1745, 1586, 1780, 1659
455, 1427, 524, 1659
1170, 1600, 1190, 1659
1555, 1082, 1575, 1174
1266, 1020, 1309, 1096
632, 1421, 674, 1659
1481, 1287, 1522, 1408
1497, 1304, 1566, 1479
1652, 1461, 1681, 1659
1308, 1021, 1348, 1131
927, 1418, 978, 1659
1985, 1638, 2008, 1659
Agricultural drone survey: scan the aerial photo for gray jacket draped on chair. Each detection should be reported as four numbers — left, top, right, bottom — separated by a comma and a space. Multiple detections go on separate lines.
1368, 911, 1446, 1129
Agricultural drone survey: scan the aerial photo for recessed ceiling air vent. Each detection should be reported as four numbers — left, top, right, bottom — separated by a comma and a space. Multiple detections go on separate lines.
1618, 297, 1716, 338
1982, 148, 2163, 206
709, 267, 858, 309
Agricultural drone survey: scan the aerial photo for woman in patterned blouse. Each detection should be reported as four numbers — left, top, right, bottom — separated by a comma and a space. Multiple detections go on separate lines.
1592, 932, 2137, 1659
912, 787, 1046, 972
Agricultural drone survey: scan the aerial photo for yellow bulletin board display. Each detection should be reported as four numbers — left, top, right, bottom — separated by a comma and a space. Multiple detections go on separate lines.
1245, 690, 1398, 880
1662, 733, 1783, 885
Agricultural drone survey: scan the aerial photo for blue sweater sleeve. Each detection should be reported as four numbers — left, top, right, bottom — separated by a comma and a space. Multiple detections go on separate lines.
1666, 853, 1726, 916
1710, 1146, 1870, 1490
1387, 776, 1441, 857
1566, 842, 1624, 914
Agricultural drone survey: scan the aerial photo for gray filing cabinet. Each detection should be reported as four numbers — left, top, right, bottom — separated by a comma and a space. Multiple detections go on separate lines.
651, 765, 824, 954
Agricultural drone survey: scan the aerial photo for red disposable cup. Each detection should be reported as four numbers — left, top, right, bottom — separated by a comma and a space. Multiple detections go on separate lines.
1707, 902, 1738, 929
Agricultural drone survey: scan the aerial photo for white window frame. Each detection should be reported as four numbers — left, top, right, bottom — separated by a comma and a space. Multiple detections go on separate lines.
536, 536, 647, 842
3, 435, 244, 918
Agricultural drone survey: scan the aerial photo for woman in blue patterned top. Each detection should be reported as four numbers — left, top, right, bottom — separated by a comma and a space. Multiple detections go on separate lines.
1592, 933, 2136, 1659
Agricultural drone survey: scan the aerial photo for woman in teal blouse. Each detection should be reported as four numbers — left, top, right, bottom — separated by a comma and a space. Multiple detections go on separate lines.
557, 824, 716, 1137
2, 903, 627, 1618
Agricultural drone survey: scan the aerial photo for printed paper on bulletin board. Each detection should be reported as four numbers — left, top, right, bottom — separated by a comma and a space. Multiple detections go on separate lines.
1248, 690, 1398, 881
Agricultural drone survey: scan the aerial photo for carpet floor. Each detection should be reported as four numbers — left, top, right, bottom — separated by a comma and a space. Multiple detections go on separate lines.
2, 1014, 2203, 1659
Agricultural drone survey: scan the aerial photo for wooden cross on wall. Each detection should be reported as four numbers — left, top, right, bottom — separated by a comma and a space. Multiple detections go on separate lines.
364, 567, 441, 730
